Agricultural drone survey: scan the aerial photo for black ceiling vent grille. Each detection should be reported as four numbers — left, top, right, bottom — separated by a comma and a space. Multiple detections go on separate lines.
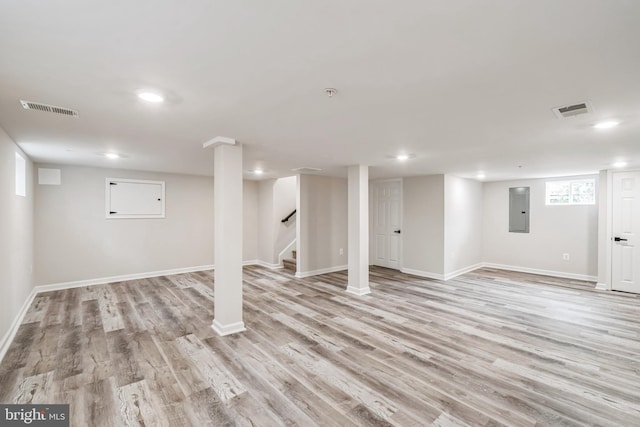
552, 101, 593, 119
20, 100, 79, 117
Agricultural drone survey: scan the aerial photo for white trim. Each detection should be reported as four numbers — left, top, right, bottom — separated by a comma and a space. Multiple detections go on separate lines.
444, 263, 484, 281
0, 288, 37, 365
401, 268, 446, 281
35, 264, 215, 293
203, 136, 236, 148
295, 265, 347, 278
211, 319, 246, 336
278, 239, 297, 266
595, 282, 609, 290
244, 260, 283, 270
605, 169, 613, 288
346, 286, 371, 296
402, 262, 595, 283
482, 263, 597, 282
37, 261, 288, 294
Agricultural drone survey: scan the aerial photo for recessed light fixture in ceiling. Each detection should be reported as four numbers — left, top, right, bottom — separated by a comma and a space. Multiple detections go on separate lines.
476, 172, 486, 180
593, 121, 619, 129
104, 153, 120, 159
613, 161, 628, 168
386, 153, 415, 161
253, 169, 264, 175
138, 92, 164, 103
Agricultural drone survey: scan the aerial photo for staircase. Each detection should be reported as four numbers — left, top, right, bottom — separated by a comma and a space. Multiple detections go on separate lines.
283, 250, 296, 274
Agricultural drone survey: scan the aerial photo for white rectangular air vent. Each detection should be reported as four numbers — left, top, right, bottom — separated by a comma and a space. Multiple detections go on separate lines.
20, 100, 79, 117
552, 101, 593, 119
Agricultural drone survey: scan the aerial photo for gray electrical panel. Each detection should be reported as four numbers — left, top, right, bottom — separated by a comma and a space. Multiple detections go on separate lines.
509, 187, 530, 233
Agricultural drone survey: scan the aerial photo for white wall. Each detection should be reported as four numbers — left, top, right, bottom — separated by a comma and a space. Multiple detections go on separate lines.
597, 170, 610, 286
0, 127, 34, 350
243, 180, 259, 262
444, 175, 483, 275
258, 179, 275, 263
402, 175, 445, 276
298, 174, 347, 275
34, 164, 260, 285
482, 175, 598, 280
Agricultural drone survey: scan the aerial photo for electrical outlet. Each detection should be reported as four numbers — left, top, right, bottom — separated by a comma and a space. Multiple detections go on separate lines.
562, 253, 570, 261
339, 248, 344, 255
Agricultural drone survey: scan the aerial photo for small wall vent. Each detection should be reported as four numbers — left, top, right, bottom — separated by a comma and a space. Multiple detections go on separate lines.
552, 101, 593, 119
20, 100, 79, 117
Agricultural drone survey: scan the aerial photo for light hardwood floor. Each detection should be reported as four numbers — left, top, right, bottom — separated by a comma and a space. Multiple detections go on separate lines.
1, 266, 639, 426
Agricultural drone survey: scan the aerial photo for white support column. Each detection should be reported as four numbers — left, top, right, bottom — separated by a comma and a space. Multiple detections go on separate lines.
204, 137, 246, 336
347, 165, 371, 295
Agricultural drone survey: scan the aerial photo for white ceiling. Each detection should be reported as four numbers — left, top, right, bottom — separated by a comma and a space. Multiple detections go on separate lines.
1, 0, 639, 181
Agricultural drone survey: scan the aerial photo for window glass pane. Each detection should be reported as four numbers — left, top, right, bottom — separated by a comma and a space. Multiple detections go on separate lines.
15, 152, 26, 197
546, 181, 570, 204
571, 180, 595, 204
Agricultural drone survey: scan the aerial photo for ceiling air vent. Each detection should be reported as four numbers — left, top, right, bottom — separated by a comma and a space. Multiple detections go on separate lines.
552, 101, 593, 119
20, 100, 79, 117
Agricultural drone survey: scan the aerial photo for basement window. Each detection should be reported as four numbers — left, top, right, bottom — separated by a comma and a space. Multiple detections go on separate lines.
545, 179, 595, 205
15, 152, 26, 197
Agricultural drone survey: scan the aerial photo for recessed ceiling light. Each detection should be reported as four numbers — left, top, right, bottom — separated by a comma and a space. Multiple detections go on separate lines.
138, 92, 164, 103
104, 153, 120, 159
476, 172, 486, 180
254, 169, 264, 175
396, 154, 410, 161
613, 161, 628, 168
593, 121, 619, 129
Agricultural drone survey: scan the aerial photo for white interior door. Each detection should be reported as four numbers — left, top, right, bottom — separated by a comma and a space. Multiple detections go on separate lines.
373, 180, 402, 269
612, 171, 640, 293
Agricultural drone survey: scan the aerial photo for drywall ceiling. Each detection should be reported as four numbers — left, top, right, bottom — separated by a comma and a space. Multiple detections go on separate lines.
1, 0, 639, 181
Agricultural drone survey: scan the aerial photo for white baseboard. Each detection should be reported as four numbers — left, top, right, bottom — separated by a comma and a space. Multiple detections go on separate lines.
211, 319, 246, 336
37, 260, 288, 293
244, 260, 283, 270
295, 265, 347, 278
444, 263, 484, 281
346, 286, 371, 296
400, 268, 445, 281
401, 262, 595, 283
34, 264, 216, 293
0, 288, 37, 366
595, 282, 609, 290
482, 263, 597, 282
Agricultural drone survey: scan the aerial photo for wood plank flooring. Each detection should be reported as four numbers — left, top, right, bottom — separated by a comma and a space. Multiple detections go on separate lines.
1, 266, 639, 426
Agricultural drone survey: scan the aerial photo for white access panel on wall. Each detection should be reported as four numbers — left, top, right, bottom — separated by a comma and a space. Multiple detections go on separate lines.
106, 178, 165, 219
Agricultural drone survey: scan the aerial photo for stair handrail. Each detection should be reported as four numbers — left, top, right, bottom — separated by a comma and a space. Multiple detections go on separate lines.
281, 209, 296, 223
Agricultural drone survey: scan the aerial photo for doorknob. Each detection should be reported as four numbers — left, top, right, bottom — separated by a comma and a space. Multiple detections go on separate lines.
614, 237, 628, 242
394, 230, 401, 234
